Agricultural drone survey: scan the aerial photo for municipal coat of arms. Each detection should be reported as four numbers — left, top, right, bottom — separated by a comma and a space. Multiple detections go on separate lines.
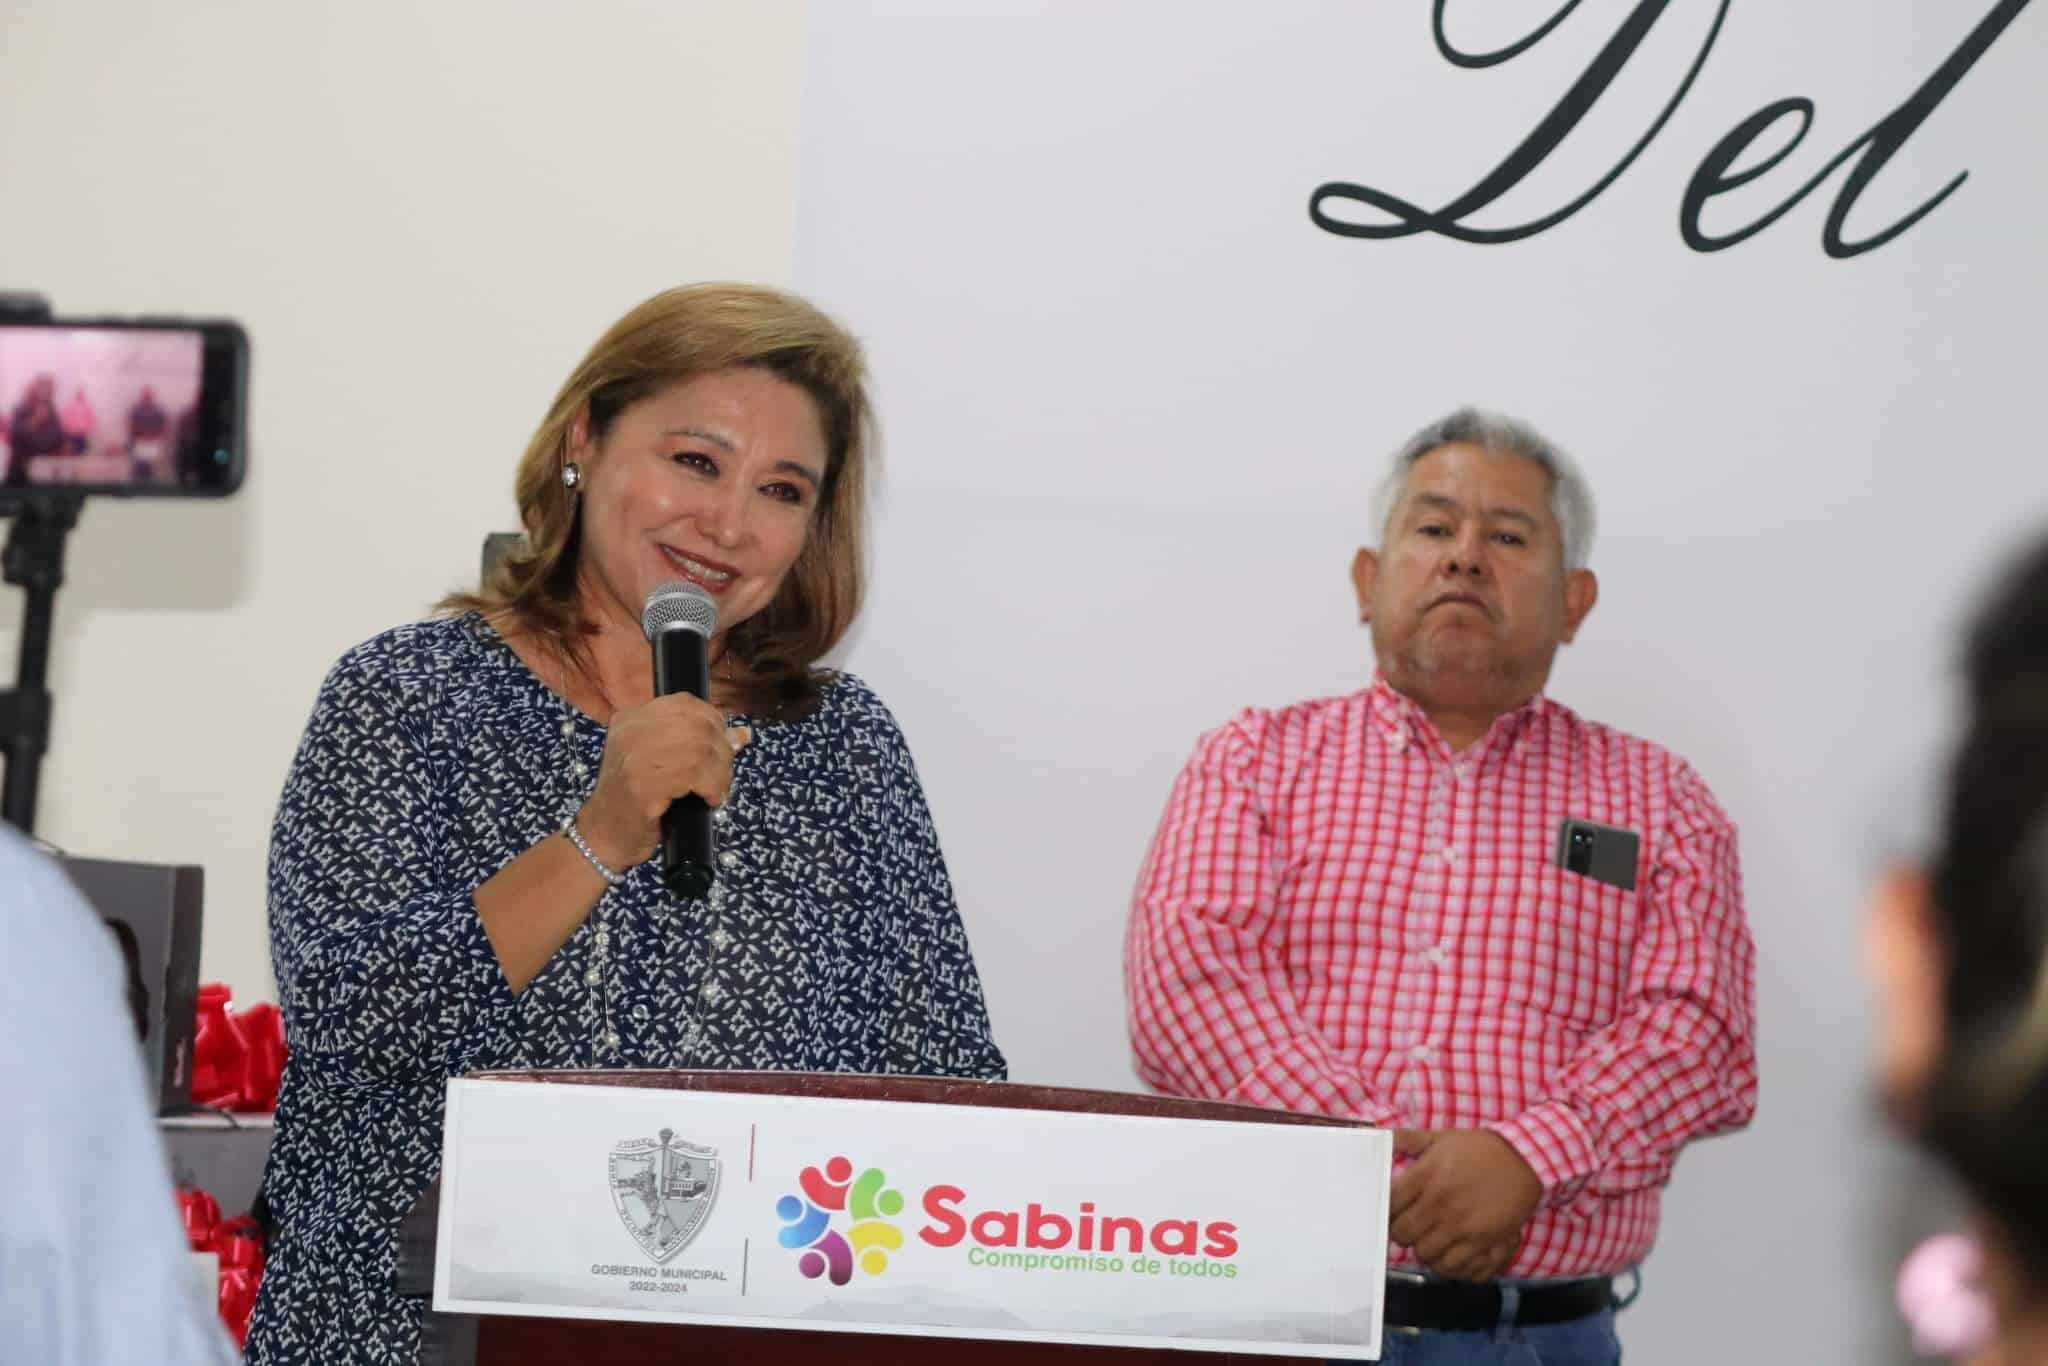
608, 1128, 720, 1262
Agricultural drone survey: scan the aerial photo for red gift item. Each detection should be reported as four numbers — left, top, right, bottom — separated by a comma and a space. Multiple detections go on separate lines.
176, 1185, 222, 1251
191, 983, 287, 1111
214, 1215, 266, 1349
236, 1001, 287, 1110
176, 1187, 267, 1348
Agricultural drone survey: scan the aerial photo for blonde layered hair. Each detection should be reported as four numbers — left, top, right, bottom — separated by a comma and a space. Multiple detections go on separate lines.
444, 284, 872, 719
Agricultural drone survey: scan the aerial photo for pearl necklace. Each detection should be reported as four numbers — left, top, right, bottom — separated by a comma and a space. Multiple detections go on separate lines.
555, 702, 745, 1065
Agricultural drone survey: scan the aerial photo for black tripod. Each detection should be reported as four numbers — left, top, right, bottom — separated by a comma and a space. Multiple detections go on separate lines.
0, 490, 82, 835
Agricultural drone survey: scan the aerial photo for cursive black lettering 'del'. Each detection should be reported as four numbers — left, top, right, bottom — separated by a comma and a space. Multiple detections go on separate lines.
1308, 0, 2033, 259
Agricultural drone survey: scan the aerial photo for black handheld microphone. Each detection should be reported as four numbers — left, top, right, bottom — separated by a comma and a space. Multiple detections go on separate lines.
640, 581, 720, 899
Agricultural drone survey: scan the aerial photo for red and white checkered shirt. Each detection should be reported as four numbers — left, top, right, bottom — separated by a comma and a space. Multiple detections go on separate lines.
1126, 677, 1757, 1277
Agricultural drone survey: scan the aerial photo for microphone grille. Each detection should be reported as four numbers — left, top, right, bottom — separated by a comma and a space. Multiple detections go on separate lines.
640, 580, 718, 641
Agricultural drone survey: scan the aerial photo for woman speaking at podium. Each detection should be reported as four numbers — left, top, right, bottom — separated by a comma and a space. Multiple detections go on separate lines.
245, 285, 1006, 1364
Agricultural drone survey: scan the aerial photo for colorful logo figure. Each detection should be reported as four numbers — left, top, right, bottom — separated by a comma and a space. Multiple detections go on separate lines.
776, 1155, 905, 1285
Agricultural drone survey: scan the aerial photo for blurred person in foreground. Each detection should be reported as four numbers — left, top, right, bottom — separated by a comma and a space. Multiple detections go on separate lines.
1870, 537, 2048, 1365
245, 284, 1005, 1364
1127, 408, 1758, 1364
0, 825, 234, 1366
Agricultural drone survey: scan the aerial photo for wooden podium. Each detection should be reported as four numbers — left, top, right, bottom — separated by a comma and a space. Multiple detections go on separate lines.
398, 1070, 1368, 1365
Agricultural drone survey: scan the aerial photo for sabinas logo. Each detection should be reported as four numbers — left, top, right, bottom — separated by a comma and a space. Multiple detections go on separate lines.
779, 1154, 1242, 1285
919, 1187, 1239, 1260
776, 1156, 906, 1286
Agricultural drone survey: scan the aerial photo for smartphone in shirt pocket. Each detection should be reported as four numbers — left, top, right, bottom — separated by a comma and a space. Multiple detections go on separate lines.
1555, 818, 1641, 891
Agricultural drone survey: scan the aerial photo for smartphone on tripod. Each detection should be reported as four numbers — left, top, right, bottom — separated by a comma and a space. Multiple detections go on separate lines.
0, 312, 247, 497
1, 298, 251, 832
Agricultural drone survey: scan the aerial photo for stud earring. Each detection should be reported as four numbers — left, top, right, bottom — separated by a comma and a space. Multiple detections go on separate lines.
561, 462, 582, 491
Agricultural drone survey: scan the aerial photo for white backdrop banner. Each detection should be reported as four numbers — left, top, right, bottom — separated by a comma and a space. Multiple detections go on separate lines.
793, 5, 2045, 1363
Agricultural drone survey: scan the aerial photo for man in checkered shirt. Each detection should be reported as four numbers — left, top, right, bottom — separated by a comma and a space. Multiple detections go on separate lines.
1126, 408, 1758, 1365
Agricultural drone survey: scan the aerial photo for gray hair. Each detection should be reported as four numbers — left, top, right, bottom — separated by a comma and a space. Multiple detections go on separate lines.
1372, 407, 1597, 570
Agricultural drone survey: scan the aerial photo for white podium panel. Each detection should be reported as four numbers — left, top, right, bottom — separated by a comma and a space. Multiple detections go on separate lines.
434, 1077, 1390, 1359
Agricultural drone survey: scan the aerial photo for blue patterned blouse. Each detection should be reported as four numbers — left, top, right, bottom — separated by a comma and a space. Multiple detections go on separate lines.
245, 614, 1005, 1364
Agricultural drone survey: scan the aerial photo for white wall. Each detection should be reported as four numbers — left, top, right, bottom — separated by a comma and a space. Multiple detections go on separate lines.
794, 4, 2046, 1363
0, 0, 810, 998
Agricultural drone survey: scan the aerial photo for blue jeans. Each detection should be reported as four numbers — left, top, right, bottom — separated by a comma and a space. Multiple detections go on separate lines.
1345, 1281, 1623, 1366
